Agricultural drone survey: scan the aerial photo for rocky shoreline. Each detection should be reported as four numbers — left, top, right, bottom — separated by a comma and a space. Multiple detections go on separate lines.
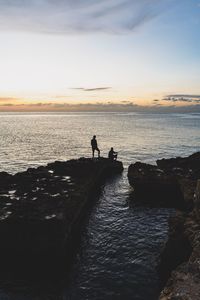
159, 180, 200, 300
128, 152, 200, 299
0, 152, 199, 298
0, 157, 123, 279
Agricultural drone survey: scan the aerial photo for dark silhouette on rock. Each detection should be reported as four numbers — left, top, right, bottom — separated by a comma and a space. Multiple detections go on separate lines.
91, 135, 100, 158
0, 157, 123, 280
108, 147, 118, 161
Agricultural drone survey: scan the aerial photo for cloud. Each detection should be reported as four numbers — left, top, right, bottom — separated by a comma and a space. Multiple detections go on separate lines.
0, 103, 14, 106
163, 94, 200, 103
71, 87, 112, 92
0, 97, 18, 102
0, 0, 172, 34
1, 101, 200, 113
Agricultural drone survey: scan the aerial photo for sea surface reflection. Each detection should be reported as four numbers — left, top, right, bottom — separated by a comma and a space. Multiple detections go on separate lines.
0, 112, 199, 299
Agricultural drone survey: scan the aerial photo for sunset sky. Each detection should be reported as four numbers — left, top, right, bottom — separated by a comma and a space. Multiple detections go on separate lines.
0, 0, 200, 111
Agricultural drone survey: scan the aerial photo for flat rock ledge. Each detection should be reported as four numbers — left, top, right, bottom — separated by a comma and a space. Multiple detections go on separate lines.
159, 180, 200, 300
128, 152, 200, 209
0, 157, 123, 277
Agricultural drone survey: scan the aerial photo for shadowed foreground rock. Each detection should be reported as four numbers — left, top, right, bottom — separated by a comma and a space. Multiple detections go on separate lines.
159, 180, 200, 300
128, 152, 200, 209
0, 157, 123, 279
128, 153, 200, 299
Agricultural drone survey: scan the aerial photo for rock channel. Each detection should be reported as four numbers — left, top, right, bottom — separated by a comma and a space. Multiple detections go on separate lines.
128, 152, 200, 300
0, 152, 199, 298
0, 157, 123, 278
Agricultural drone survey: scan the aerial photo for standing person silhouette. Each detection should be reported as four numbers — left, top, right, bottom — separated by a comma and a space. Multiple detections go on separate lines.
91, 135, 100, 158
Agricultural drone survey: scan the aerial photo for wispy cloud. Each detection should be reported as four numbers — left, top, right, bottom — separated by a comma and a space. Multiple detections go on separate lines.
163, 94, 200, 103
0, 0, 172, 34
71, 87, 112, 92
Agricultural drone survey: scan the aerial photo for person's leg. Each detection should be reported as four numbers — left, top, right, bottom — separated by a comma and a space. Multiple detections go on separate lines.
92, 148, 95, 158
97, 148, 100, 158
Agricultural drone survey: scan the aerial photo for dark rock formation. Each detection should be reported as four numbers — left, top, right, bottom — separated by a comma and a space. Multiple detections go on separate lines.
159, 180, 200, 300
0, 157, 123, 278
128, 152, 200, 209
128, 162, 184, 209
128, 153, 200, 299
157, 152, 200, 180
158, 212, 192, 286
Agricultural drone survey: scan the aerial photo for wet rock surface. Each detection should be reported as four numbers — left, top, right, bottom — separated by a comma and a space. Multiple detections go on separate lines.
0, 157, 123, 278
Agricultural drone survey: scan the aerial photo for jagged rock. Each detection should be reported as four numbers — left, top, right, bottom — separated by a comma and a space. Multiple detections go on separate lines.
157, 152, 200, 180
0, 172, 12, 188
158, 212, 192, 286
128, 153, 199, 209
159, 180, 200, 300
127, 153, 200, 299
159, 260, 200, 300
194, 180, 200, 220
128, 162, 184, 209
0, 157, 123, 278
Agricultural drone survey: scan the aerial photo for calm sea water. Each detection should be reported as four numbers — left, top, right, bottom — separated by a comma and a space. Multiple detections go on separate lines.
0, 112, 199, 300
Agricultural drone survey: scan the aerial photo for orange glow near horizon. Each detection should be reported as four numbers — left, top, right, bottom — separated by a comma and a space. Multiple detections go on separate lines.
0, 27, 199, 113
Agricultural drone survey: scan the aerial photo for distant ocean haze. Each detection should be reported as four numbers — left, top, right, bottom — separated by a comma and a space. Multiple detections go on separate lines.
0, 112, 199, 173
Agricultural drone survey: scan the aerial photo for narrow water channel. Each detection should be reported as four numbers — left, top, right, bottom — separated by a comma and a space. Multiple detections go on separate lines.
65, 171, 172, 300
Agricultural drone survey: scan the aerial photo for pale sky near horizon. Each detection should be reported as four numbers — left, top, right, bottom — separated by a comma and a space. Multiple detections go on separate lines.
0, 0, 200, 111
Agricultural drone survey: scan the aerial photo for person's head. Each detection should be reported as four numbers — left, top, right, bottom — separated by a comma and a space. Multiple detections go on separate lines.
93, 135, 96, 139
111, 147, 113, 151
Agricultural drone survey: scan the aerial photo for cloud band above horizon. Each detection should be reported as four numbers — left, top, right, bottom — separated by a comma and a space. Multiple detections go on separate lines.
0, 0, 171, 34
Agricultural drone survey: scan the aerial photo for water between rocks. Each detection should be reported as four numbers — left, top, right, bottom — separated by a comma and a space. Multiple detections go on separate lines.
0, 170, 172, 300
1, 112, 196, 299
65, 171, 172, 300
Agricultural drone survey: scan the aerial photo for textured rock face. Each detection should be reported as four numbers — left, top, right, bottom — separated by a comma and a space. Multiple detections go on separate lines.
128, 162, 184, 208
128, 153, 200, 299
0, 157, 123, 277
157, 152, 200, 180
159, 180, 200, 300
128, 153, 200, 209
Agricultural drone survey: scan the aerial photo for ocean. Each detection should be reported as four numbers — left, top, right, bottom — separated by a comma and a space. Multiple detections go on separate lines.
0, 112, 199, 172
0, 112, 199, 300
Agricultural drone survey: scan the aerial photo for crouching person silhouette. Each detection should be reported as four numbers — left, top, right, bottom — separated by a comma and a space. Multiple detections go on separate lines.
91, 135, 100, 158
108, 147, 118, 162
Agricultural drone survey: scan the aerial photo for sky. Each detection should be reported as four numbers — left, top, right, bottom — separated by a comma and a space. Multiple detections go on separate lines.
0, 0, 200, 112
